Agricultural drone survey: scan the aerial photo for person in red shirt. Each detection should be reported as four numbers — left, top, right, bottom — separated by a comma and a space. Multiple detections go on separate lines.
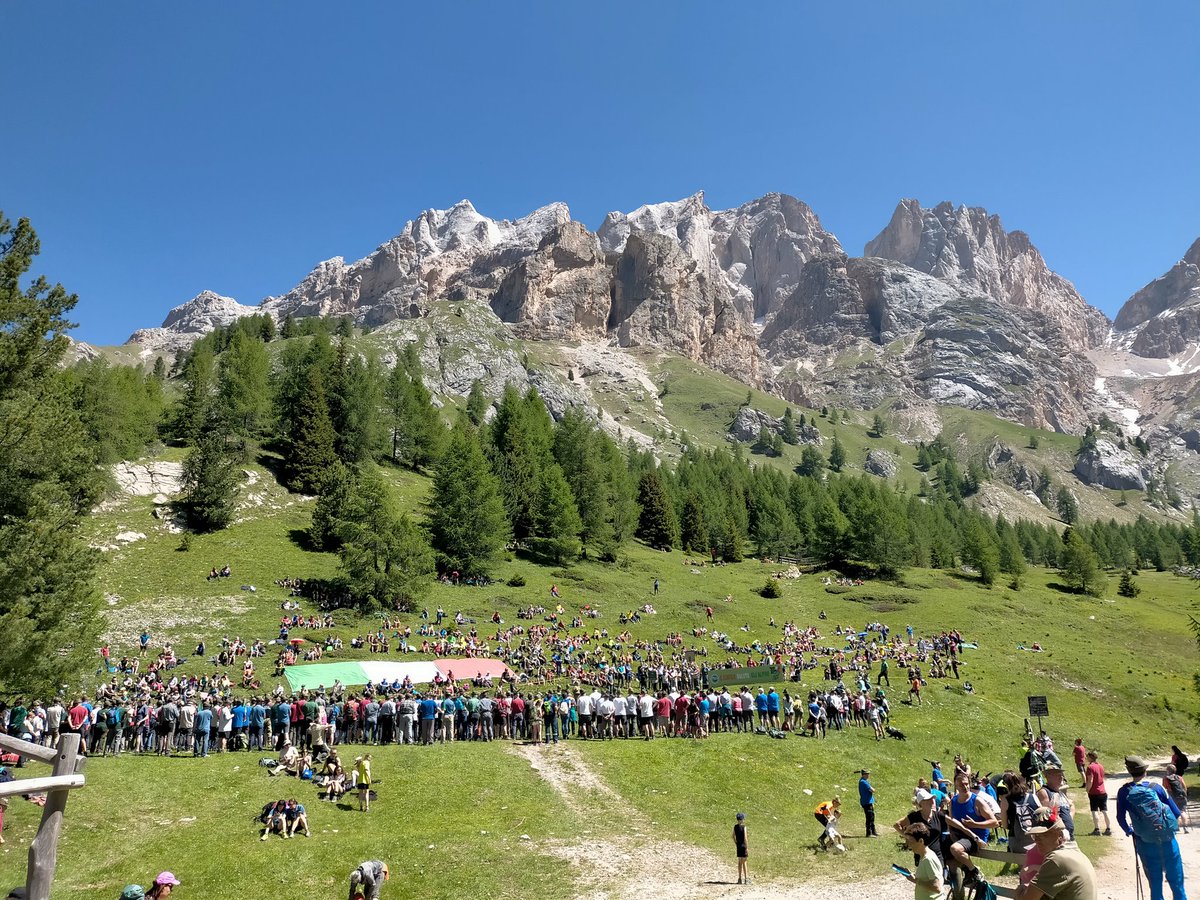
654, 692, 671, 737
1083, 750, 1113, 835
67, 700, 89, 733
1073, 738, 1088, 787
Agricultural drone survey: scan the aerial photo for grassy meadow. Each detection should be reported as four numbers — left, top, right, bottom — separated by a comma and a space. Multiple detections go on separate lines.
1, 453, 1198, 898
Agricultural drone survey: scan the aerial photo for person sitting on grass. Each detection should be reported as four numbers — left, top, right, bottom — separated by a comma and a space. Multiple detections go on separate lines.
269, 740, 299, 777
260, 799, 286, 840
145, 871, 180, 898
284, 798, 311, 837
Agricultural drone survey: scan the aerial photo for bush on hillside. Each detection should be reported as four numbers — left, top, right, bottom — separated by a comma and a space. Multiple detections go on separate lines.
760, 579, 782, 599
507, 573, 526, 587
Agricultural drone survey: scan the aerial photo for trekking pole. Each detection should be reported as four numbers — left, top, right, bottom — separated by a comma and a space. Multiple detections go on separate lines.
1133, 836, 1145, 900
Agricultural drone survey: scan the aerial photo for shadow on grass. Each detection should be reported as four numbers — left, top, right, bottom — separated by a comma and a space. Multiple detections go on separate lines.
288, 528, 318, 551
1045, 582, 1085, 596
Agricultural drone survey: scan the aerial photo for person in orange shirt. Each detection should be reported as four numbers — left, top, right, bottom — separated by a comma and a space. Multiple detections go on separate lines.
815, 797, 843, 850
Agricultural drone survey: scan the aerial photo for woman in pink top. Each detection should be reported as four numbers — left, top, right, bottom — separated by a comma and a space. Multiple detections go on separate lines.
1083, 751, 1112, 835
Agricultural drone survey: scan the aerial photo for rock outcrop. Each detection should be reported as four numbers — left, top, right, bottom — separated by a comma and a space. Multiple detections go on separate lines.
864, 449, 898, 478
727, 407, 821, 445
128, 291, 259, 354
1112, 238, 1200, 358
1072, 438, 1147, 491
865, 200, 1108, 350
260, 201, 571, 326
491, 221, 611, 336
111, 461, 184, 496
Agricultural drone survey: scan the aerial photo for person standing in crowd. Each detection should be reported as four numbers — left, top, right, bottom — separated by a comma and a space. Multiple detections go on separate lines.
733, 812, 750, 885
1016, 816, 1097, 900
859, 769, 878, 837
1117, 755, 1186, 900
1083, 751, 1113, 836
1042, 764, 1077, 840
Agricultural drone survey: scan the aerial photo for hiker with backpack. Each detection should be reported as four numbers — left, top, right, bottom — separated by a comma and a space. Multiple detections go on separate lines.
1116, 755, 1186, 900
1162, 765, 1189, 834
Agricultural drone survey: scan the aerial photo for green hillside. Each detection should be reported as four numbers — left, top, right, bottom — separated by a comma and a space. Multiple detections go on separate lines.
2, 455, 1196, 898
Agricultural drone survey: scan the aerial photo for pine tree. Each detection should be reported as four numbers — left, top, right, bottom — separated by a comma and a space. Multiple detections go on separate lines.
1117, 568, 1141, 598
309, 461, 354, 551
871, 413, 886, 437
280, 313, 297, 339
781, 408, 799, 445
181, 423, 241, 531
961, 517, 1000, 586
753, 425, 773, 454
427, 423, 510, 577
828, 434, 847, 472
532, 461, 583, 564
287, 365, 339, 494
336, 468, 433, 611
174, 343, 216, 445
385, 346, 444, 470
1057, 489, 1079, 524
466, 379, 489, 426
680, 493, 708, 553
1060, 530, 1104, 596
217, 329, 270, 440
796, 445, 826, 478
0, 213, 107, 694
151, 356, 168, 381
636, 469, 678, 550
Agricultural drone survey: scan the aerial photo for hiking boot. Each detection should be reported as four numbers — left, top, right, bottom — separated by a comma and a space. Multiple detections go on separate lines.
962, 869, 981, 889
1103, 829, 1112, 836
1087, 829, 1101, 836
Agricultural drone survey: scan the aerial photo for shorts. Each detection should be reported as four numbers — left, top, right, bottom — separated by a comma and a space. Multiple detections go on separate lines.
655, 716, 668, 728
950, 833, 981, 856
736, 847, 748, 859
1088, 792, 1108, 811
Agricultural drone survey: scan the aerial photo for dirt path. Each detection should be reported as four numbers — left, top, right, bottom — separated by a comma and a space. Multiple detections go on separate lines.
510, 742, 909, 900
511, 743, 1196, 900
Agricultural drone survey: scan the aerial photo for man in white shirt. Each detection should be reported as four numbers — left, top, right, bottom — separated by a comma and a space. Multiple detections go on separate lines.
577, 691, 593, 739
638, 691, 655, 739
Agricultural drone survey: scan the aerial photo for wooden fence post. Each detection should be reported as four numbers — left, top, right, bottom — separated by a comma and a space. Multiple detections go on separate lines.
26, 733, 85, 900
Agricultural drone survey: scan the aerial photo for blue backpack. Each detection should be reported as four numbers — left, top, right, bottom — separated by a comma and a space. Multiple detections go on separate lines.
1127, 782, 1178, 844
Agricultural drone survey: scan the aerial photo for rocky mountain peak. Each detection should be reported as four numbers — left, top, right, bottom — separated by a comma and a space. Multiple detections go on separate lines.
127, 290, 258, 354
1112, 236, 1200, 357
864, 199, 1109, 350
597, 192, 709, 254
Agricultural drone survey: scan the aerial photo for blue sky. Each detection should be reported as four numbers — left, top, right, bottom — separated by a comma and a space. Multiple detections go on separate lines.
5, 2, 1199, 345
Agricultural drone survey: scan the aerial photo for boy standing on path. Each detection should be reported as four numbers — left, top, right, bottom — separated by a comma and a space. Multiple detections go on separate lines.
859, 769, 878, 836
733, 812, 749, 885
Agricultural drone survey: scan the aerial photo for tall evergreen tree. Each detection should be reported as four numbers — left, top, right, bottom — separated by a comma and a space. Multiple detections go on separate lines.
680, 493, 708, 553
217, 329, 270, 439
636, 469, 678, 550
465, 378, 489, 427
174, 343, 216, 445
0, 212, 103, 694
181, 423, 241, 531
781, 408, 799, 445
286, 365, 339, 494
1060, 530, 1104, 596
427, 423, 510, 577
385, 346, 444, 470
336, 468, 433, 611
532, 461, 583, 564
828, 434, 847, 472
309, 461, 355, 551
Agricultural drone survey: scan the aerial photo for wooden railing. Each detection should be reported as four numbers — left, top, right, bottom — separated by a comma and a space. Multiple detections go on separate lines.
0, 733, 86, 900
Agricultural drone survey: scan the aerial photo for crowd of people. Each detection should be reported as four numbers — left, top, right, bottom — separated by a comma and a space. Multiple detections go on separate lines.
0, 566, 1192, 900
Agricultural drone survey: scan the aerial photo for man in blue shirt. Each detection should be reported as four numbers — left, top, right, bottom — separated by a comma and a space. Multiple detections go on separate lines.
1116, 755, 1186, 900
418, 694, 439, 745
232, 700, 250, 748
249, 700, 267, 751
272, 699, 292, 750
859, 769, 878, 836
766, 688, 780, 729
193, 703, 213, 757
754, 689, 768, 729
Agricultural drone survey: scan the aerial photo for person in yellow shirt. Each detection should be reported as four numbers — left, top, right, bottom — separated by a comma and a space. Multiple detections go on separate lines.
353, 754, 372, 812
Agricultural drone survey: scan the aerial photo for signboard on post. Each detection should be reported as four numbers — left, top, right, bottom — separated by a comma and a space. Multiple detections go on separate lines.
705, 665, 785, 688
1027, 696, 1049, 717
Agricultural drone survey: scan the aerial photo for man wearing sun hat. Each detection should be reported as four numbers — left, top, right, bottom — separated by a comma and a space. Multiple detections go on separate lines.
1017, 815, 1096, 900
1116, 755, 1186, 900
